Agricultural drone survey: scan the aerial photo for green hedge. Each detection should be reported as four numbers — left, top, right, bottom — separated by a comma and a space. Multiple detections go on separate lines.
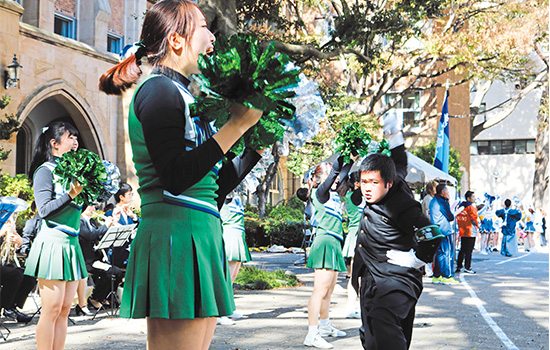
244, 195, 306, 247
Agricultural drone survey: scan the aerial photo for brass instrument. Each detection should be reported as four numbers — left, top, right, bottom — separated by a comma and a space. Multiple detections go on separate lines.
0, 197, 29, 267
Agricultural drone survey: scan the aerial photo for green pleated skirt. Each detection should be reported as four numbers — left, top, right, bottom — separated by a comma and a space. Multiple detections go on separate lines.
307, 234, 346, 272
342, 224, 359, 258
223, 225, 252, 263
24, 222, 88, 281
120, 202, 235, 319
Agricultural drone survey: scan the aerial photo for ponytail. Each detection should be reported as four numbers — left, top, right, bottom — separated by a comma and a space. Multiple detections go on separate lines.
99, 54, 143, 96
28, 121, 79, 184
98, 0, 203, 96
308, 163, 332, 197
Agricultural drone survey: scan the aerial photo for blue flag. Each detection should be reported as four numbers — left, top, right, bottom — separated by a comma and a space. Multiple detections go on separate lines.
434, 92, 450, 173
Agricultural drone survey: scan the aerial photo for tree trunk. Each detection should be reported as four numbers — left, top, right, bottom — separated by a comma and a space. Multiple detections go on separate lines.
256, 144, 280, 218
533, 88, 549, 212
197, 0, 238, 36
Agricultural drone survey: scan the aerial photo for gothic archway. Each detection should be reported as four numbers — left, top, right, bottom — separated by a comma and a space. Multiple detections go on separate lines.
15, 81, 105, 174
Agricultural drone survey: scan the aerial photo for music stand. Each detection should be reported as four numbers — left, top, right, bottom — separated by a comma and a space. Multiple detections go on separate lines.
92, 224, 135, 319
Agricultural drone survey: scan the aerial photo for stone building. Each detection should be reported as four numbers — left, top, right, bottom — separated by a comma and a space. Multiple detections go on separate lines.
0, 0, 148, 188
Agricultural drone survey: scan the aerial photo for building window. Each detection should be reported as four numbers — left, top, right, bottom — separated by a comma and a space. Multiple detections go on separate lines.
383, 91, 421, 128
108, 35, 123, 54
471, 140, 536, 155
501, 140, 514, 154
54, 14, 76, 39
527, 140, 536, 153
514, 140, 527, 154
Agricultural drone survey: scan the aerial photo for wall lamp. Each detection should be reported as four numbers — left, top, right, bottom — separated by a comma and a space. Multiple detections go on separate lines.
4, 54, 22, 89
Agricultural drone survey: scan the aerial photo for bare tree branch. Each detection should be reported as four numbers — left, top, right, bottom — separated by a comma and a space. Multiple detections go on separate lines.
472, 69, 548, 138
272, 41, 370, 63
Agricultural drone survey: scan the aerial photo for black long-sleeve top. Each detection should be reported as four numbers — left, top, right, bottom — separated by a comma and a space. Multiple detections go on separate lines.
315, 157, 350, 204
17, 215, 41, 256
352, 145, 433, 299
33, 162, 72, 219
78, 217, 108, 268
134, 66, 262, 209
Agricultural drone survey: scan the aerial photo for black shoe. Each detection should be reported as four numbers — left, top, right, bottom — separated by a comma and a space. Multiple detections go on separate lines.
455, 268, 462, 273
464, 269, 476, 274
75, 304, 94, 316
4, 308, 32, 323
87, 297, 101, 310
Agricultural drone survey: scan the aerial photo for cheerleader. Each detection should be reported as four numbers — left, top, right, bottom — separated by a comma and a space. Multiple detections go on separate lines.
338, 172, 364, 319
218, 191, 250, 324
24, 121, 86, 350
524, 207, 537, 252
304, 157, 349, 349
99, 1, 262, 349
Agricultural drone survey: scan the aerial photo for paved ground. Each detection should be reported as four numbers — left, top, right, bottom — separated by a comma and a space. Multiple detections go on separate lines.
1, 247, 548, 350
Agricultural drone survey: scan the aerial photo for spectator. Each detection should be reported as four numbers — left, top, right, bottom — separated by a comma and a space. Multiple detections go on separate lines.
421, 180, 437, 277
456, 191, 480, 274
422, 180, 438, 217
105, 182, 140, 269
496, 199, 521, 257
430, 184, 459, 285
540, 209, 547, 247
79, 204, 123, 310
1, 219, 35, 323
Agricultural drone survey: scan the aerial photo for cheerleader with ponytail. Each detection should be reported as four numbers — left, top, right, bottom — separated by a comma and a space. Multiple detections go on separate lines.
24, 121, 86, 350
99, 1, 263, 349
304, 157, 351, 349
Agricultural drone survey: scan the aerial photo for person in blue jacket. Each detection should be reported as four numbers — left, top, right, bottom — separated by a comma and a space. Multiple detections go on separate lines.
429, 184, 458, 285
496, 199, 521, 257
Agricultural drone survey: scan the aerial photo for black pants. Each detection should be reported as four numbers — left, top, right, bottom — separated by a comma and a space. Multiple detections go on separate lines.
1, 265, 37, 309
457, 237, 476, 270
88, 265, 124, 302
359, 273, 417, 350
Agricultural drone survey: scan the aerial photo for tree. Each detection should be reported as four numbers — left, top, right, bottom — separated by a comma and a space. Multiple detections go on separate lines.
198, 0, 547, 208
0, 96, 21, 165
410, 141, 463, 190
533, 89, 549, 211
255, 144, 281, 218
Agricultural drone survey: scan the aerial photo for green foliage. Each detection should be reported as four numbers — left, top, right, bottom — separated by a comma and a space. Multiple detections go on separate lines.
286, 194, 305, 211
263, 220, 304, 247
245, 197, 306, 247
234, 266, 298, 290
268, 204, 302, 222
0, 174, 34, 232
411, 141, 463, 190
244, 216, 268, 247
236, 0, 294, 32
0, 96, 20, 164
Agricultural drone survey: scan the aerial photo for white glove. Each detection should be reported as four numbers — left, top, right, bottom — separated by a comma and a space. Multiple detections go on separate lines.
381, 112, 404, 148
451, 199, 466, 216
386, 248, 425, 269
381, 111, 400, 136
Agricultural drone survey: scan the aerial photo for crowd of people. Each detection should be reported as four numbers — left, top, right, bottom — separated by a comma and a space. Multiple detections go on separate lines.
0, 1, 546, 350
420, 181, 547, 285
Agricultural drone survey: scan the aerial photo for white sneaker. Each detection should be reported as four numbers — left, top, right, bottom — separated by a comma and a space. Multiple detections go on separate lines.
345, 310, 361, 319
216, 316, 235, 325
480, 249, 488, 255
319, 324, 346, 337
304, 333, 334, 348
229, 311, 245, 319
